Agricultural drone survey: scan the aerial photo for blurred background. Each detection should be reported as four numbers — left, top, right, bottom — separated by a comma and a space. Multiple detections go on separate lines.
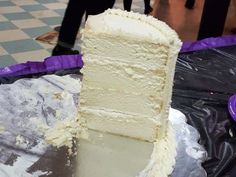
0, 0, 235, 67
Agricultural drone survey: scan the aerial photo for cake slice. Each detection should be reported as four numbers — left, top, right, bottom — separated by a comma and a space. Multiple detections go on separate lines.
79, 9, 182, 141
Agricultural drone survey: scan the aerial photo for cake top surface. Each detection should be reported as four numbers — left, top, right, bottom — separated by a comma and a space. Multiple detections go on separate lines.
84, 9, 179, 45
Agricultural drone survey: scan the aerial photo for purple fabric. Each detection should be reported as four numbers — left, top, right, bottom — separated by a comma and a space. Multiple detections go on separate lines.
1, 35, 236, 77
228, 95, 236, 122
0, 54, 83, 77
181, 35, 236, 53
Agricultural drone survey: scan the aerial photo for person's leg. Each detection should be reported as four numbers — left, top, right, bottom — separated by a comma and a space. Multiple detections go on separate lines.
151, 0, 160, 17
123, 0, 132, 11
57, 0, 86, 48
144, 0, 153, 14
52, 0, 86, 55
86, 0, 115, 15
230, 0, 236, 34
197, 0, 230, 39
53, 0, 115, 56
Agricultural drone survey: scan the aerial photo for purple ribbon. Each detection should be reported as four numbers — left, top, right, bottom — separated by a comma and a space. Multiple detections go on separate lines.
0, 54, 83, 77
180, 35, 236, 53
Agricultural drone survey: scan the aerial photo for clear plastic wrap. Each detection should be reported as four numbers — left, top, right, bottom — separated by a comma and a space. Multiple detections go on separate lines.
173, 45, 236, 177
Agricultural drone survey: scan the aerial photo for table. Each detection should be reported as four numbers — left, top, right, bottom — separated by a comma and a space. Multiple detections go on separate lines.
1, 35, 236, 176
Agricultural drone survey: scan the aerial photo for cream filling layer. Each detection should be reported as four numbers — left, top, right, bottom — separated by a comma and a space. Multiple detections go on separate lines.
81, 35, 169, 70
80, 87, 162, 117
81, 58, 166, 95
79, 107, 160, 142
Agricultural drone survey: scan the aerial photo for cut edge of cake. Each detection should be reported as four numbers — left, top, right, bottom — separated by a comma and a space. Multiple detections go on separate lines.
79, 8, 182, 145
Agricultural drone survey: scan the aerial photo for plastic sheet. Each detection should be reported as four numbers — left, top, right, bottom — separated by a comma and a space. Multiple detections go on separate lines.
0, 74, 206, 177
1, 36, 236, 176
173, 45, 236, 177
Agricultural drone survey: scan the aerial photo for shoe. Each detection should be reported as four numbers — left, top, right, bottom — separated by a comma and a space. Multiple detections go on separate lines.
144, 6, 153, 15
52, 45, 80, 56
54, 26, 61, 32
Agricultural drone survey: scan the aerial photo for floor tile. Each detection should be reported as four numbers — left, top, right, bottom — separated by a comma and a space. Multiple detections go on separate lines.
12, 0, 39, 6
21, 4, 47, 12
38, 41, 54, 49
0, 15, 7, 22
0, 30, 29, 42
0, 6, 25, 14
47, 48, 53, 53
0, 1, 15, 7
2, 39, 43, 54
3, 12, 33, 20
36, 0, 59, 4
43, 3, 67, 10
22, 26, 52, 38
12, 49, 50, 62
57, 0, 68, 3
0, 55, 17, 68
30, 10, 60, 19
41, 16, 62, 26
0, 46, 8, 56
11, 19, 46, 29
54, 9, 65, 16
0, 21, 18, 31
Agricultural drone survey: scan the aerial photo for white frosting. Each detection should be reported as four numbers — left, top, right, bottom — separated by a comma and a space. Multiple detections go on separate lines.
137, 124, 176, 177
86, 11, 168, 45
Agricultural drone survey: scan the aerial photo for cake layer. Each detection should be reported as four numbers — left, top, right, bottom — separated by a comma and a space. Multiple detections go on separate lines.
82, 34, 169, 70
78, 107, 160, 142
81, 58, 165, 96
76, 124, 176, 177
80, 87, 162, 117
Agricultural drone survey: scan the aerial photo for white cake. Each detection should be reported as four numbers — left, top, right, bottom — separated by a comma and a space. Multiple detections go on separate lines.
76, 9, 182, 177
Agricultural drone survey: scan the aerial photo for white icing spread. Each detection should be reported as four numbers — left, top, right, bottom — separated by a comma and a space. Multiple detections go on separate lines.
137, 124, 176, 177
86, 12, 167, 44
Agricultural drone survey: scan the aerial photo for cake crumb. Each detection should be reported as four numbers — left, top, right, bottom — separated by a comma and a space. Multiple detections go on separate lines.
32, 117, 88, 154
0, 125, 4, 134
16, 135, 25, 146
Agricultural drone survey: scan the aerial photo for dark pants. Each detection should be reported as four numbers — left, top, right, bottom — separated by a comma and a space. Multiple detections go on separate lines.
123, 0, 151, 12
197, 0, 231, 40
58, 0, 115, 48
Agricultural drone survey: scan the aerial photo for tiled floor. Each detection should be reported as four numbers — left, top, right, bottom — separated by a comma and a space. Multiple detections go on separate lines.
0, 0, 235, 68
0, 0, 67, 67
